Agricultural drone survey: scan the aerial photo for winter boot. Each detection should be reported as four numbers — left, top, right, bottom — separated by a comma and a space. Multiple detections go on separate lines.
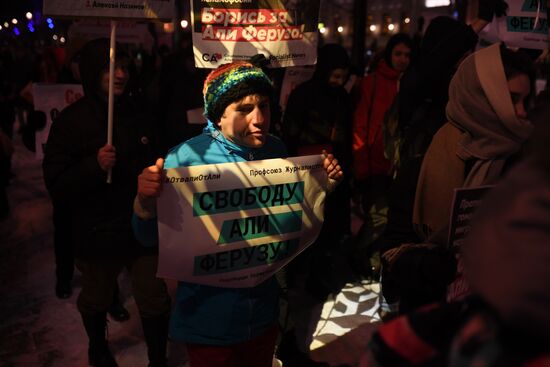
107, 285, 130, 322
81, 312, 119, 367
141, 313, 170, 367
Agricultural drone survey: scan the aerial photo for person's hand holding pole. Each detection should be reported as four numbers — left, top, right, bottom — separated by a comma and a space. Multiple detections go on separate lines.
97, 144, 116, 172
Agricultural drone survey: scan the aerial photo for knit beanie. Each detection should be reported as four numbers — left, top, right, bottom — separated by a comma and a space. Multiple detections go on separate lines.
203, 61, 273, 123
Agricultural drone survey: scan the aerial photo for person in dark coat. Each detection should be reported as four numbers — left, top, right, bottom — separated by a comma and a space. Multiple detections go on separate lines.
371, 2, 509, 314
42, 39, 171, 367
380, 0, 509, 255
51, 46, 131, 323
282, 43, 353, 296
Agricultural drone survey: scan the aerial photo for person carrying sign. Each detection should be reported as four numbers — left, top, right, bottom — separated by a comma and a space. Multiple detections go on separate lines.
133, 61, 343, 367
42, 39, 171, 367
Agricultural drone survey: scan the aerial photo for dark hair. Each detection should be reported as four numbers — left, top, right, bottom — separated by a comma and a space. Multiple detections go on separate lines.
312, 43, 350, 83
384, 33, 414, 69
500, 44, 536, 83
528, 90, 550, 172
500, 45, 537, 108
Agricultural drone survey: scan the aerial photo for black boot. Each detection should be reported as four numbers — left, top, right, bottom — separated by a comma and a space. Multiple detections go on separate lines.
141, 314, 170, 367
107, 285, 130, 322
81, 313, 119, 367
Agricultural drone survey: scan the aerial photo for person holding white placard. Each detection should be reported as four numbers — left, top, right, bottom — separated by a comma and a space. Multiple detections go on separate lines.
133, 60, 344, 367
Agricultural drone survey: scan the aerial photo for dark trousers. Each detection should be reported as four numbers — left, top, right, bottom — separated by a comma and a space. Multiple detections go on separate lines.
75, 255, 170, 318
52, 204, 74, 283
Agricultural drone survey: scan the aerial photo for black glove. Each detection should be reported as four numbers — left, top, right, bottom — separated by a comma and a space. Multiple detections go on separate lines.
478, 0, 509, 22
494, 0, 509, 17
249, 54, 270, 69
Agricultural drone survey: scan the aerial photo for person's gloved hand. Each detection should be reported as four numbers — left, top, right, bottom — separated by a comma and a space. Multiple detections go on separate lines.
477, 0, 508, 23
478, 0, 509, 22
97, 144, 116, 172
494, 0, 509, 17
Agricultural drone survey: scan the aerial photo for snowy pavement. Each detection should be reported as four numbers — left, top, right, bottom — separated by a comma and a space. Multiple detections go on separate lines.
0, 133, 189, 367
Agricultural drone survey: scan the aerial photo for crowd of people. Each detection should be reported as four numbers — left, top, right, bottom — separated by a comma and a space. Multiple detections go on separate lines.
1, 0, 549, 365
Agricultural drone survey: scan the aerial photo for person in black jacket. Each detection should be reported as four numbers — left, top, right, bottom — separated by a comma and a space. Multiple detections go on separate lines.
282, 43, 353, 296
42, 39, 170, 367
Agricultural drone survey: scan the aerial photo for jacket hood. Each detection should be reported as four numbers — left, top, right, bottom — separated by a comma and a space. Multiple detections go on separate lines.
78, 38, 127, 99
78, 38, 111, 98
312, 43, 350, 85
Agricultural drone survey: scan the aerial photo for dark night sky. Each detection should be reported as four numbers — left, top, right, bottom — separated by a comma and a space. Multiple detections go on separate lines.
0, 0, 43, 17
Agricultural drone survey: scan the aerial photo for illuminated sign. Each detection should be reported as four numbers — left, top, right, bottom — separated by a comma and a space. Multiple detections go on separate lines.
425, 0, 451, 7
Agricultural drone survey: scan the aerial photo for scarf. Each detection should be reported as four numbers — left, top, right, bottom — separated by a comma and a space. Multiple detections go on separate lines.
413, 43, 532, 241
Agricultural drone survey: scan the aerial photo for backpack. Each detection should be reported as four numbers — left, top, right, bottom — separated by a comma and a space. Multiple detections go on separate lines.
382, 95, 401, 173
383, 95, 446, 174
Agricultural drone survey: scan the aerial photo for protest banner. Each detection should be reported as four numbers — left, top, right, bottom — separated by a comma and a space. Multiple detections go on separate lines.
33, 84, 84, 160
446, 185, 493, 302
481, 0, 549, 50
68, 19, 155, 50
447, 185, 493, 251
43, 0, 175, 21
157, 155, 327, 287
190, 0, 320, 68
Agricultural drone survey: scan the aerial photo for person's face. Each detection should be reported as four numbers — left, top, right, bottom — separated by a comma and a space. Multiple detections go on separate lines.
391, 43, 411, 72
217, 94, 271, 148
507, 73, 530, 120
99, 61, 129, 97
328, 68, 349, 87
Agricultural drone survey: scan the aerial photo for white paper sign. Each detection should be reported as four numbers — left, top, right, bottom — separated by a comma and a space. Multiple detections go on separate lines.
33, 84, 84, 160
68, 19, 154, 50
481, 0, 549, 50
43, 0, 175, 21
190, 0, 320, 68
157, 155, 327, 287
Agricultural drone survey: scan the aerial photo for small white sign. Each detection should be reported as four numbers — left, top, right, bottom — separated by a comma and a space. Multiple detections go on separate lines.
43, 0, 175, 21
425, 0, 451, 7
33, 84, 84, 160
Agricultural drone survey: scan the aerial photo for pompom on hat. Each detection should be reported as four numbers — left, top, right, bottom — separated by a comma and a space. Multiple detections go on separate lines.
203, 61, 273, 123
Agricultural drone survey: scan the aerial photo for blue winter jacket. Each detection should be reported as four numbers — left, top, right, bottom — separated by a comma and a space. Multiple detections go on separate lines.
132, 121, 287, 345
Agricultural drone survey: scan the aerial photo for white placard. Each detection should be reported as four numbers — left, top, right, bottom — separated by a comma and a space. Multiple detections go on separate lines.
68, 19, 154, 50
481, 0, 549, 50
157, 155, 327, 287
33, 84, 84, 160
43, 0, 175, 21
190, 0, 320, 68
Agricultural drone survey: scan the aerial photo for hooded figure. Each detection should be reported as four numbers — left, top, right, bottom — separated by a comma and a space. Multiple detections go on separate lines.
413, 43, 534, 241
283, 43, 352, 161
43, 38, 170, 367
282, 43, 352, 297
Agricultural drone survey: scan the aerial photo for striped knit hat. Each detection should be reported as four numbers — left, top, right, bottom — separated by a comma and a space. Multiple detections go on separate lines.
203, 61, 273, 123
